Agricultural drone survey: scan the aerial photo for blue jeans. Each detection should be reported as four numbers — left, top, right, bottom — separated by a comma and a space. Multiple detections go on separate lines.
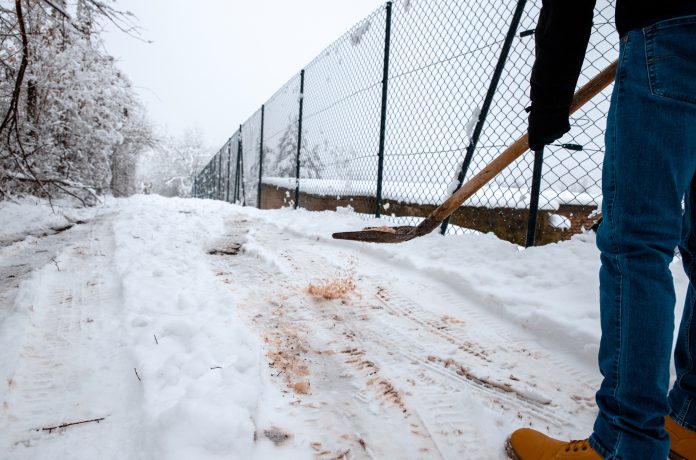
588, 15, 696, 459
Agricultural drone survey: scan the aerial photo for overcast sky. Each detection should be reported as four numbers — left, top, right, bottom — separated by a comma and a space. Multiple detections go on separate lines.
102, 0, 385, 149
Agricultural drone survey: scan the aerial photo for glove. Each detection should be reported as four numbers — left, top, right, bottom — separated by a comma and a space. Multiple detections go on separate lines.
526, 106, 570, 151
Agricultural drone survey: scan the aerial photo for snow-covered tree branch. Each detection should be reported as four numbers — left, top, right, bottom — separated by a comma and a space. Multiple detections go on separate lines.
137, 127, 212, 198
0, 0, 153, 202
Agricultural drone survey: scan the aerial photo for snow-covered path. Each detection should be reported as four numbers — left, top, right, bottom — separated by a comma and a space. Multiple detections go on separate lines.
211, 214, 600, 459
1, 211, 142, 459
0, 196, 688, 459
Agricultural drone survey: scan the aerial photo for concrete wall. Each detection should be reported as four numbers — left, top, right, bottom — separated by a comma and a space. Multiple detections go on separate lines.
259, 184, 598, 246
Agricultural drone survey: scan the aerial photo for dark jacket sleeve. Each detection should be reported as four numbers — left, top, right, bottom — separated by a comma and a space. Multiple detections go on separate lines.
530, 0, 596, 112
526, 0, 596, 150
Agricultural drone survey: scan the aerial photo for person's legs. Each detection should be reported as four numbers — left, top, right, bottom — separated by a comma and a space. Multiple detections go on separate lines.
589, 17, 696, 459
669, 176, 696, 428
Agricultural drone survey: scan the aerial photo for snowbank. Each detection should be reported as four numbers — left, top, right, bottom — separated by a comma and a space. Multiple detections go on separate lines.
0, 197, 94, 246
110, 196, 268, 459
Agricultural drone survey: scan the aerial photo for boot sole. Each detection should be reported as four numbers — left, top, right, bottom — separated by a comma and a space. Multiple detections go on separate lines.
504, 437, 521, 460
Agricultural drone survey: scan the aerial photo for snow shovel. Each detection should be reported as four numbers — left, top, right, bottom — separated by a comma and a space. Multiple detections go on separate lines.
332, 60, 618, 244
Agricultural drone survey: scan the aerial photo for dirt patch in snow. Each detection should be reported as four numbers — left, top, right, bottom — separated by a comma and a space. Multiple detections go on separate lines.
264, 301, 312, 395
342, 347, 410, 415
208, 243, 242, 256
307, 277, 357, 300
426, 355, 552, 405
307, 262, 360, 300
261, 427, 292, 445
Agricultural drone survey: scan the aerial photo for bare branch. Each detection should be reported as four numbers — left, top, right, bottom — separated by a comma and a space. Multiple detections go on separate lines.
41, 0, 72, 21
41, 417, 106, 433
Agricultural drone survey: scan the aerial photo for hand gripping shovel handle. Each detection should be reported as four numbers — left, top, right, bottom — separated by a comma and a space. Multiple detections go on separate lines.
333, 60, 617, 243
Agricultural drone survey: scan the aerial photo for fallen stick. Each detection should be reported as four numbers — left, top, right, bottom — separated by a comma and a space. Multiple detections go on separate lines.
41, 417, 106, 433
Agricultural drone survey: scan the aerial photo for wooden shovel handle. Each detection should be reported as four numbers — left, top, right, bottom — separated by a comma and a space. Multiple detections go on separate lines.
416, 60, 618, 236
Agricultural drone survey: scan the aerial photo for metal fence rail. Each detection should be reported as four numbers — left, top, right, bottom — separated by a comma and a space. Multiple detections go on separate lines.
193, 0, 618, 246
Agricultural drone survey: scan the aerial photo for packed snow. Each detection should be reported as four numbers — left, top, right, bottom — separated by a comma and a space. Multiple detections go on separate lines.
0, 196, 688, 459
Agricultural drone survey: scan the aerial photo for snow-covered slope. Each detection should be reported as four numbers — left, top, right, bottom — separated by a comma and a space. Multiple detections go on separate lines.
0, 196, 688, 459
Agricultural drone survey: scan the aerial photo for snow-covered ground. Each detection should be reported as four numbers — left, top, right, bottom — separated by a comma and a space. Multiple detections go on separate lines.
0, 195, 688, 460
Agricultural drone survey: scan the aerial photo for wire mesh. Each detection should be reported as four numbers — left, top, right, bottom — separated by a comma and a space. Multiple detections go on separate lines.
298, 6, 387, 214
196, 150, 217, 200
455, 0, 616, 244
220, 139, 231, 202
382, 0, 518, 220
258, 74, 303, 208
241, 109, 263, 207
194, 0, 619, 246
225, 131, 241, 204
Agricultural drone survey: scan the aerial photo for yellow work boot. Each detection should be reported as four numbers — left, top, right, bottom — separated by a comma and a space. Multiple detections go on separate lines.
505, 428, 601, 459
666, 416, 696, 460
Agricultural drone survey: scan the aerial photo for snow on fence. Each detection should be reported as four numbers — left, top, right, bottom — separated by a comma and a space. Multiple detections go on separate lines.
193, 0, 617, 246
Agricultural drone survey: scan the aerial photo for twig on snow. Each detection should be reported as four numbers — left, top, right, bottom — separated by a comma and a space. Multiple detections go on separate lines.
153, 334, 158, 345
134, 368, 141, 382
50, 257, 60, 271
41, 417, 106, 433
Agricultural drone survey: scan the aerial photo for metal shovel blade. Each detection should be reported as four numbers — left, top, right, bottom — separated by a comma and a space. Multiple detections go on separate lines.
332, 226, 418, 243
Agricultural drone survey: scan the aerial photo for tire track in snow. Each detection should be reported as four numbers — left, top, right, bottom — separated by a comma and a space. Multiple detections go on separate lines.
1, 216, 141, 460
372, 285, 598, 412
330, 291, 576, 459
211, 217, 599, 459
0, 220, 94, 328
211, 221, 441, 459
265, 234, 597, 417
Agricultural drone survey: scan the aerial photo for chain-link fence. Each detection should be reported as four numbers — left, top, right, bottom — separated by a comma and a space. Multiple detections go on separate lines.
193, 0, 618, 246
193, 130, 243, 203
